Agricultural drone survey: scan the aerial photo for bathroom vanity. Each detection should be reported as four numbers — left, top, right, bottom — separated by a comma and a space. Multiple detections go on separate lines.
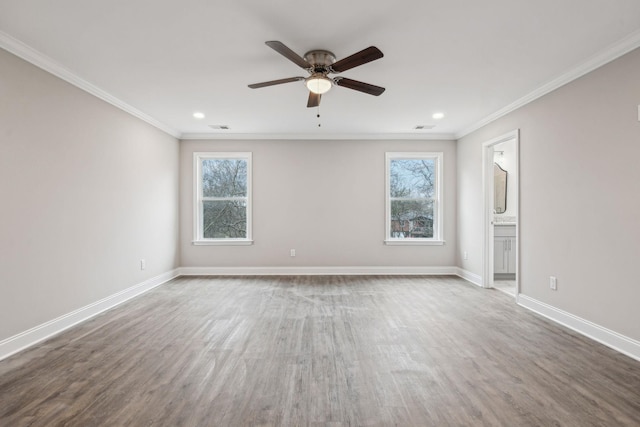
494, 224, 516, 279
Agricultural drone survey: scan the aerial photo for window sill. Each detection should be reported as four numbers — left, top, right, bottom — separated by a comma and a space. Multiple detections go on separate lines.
192, 239, 254, 246
384, 239, 445, 246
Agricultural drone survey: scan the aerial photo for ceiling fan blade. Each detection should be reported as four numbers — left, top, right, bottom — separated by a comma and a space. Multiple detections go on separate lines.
248, 77, 304, 89
265, 41, 311, 69
334, 77, 385, 96
307, 92, 321, 108
331, 46, 383, 73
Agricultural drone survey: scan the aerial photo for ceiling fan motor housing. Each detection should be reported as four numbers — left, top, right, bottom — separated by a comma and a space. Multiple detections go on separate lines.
304, 50, 336, 73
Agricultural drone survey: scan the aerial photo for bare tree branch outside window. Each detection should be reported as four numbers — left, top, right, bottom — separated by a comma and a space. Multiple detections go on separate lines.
389, 159, 435, 238
201, 159, 248, 238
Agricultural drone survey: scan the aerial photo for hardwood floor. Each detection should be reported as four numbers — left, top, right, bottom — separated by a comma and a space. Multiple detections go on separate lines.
493, 280, 516, 297
1, 275, 639, 426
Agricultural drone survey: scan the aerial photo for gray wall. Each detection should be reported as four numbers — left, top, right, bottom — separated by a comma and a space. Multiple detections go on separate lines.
0, 48, 180, 340
457, 47, 640, 340
180, 139, 456, 268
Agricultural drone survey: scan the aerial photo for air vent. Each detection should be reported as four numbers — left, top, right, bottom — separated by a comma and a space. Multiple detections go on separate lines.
209, 125, 230, 130
414, 125, 435, 130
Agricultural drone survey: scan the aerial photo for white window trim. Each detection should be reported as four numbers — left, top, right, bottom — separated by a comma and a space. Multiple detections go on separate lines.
384, 152, 444, 246
193, 152, 253, 245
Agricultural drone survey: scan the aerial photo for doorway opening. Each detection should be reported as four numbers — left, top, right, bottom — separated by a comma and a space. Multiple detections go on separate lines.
482, 130, 519, 298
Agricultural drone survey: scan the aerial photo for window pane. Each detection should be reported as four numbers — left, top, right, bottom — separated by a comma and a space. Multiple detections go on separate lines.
202, 200, 247, 238
390, 200, 434, 238
390, 159, 435, 198
202, 159, 247, 198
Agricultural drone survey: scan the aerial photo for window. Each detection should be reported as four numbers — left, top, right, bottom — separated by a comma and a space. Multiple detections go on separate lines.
193, 152, 252, 245
385, 152, 443, 245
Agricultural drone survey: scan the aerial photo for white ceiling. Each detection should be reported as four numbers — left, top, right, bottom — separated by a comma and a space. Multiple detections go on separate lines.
1, 0, 640, 139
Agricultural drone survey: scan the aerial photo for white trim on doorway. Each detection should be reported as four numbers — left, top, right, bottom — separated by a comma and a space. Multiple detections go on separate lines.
482, 130, 520, 295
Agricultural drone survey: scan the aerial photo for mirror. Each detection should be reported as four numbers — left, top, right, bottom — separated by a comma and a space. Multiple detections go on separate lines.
494, 163, 507, 214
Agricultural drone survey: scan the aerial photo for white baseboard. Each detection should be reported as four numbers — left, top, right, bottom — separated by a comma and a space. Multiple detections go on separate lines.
178, 266, 457, 276
517, 294, 640, 362
0, 269, 180, 362
455, 268, 483, 287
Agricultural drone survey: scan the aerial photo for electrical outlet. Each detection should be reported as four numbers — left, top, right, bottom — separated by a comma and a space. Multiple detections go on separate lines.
463, 251, 468, 260
140, 259, 146, 270
290, 249, 296, 257
550, 276, 557, 290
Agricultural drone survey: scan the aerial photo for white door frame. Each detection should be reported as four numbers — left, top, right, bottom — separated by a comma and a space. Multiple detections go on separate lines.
482, 129, 519, 294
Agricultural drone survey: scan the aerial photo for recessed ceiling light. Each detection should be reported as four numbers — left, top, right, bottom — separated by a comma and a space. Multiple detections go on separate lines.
193, 112, 205, 119
432, 112, 445, 120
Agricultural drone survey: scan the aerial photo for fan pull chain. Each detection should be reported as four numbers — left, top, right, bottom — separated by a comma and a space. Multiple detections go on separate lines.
317, 106, 321, 127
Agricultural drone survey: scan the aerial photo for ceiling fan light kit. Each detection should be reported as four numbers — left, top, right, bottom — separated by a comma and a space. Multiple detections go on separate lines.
249, 41, 385, 108
306, 74, 332, 94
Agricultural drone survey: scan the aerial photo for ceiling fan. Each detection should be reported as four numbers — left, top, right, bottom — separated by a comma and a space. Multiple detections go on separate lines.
248, 41, 385, 108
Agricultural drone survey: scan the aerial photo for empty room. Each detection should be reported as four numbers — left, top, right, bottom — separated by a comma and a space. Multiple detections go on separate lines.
1, 1, 640, 425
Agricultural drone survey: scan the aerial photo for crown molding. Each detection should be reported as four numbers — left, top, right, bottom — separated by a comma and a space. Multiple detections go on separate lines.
179, 132, 457, 141
0, 31, 180, 139
4, 26, 639, 143
455, 29, 640, 140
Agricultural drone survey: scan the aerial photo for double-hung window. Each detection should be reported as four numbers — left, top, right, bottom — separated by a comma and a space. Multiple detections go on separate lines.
193, 152, 252, 245
385, 152, 443, 245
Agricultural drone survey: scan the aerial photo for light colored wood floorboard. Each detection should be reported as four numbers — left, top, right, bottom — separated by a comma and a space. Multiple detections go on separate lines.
1, 275, 639, 426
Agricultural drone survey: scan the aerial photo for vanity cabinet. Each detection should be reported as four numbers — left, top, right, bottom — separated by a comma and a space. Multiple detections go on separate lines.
494, 224, 516, 279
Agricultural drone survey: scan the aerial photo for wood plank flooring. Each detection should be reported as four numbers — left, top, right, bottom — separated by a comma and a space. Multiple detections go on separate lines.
1, 275, 639, 426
